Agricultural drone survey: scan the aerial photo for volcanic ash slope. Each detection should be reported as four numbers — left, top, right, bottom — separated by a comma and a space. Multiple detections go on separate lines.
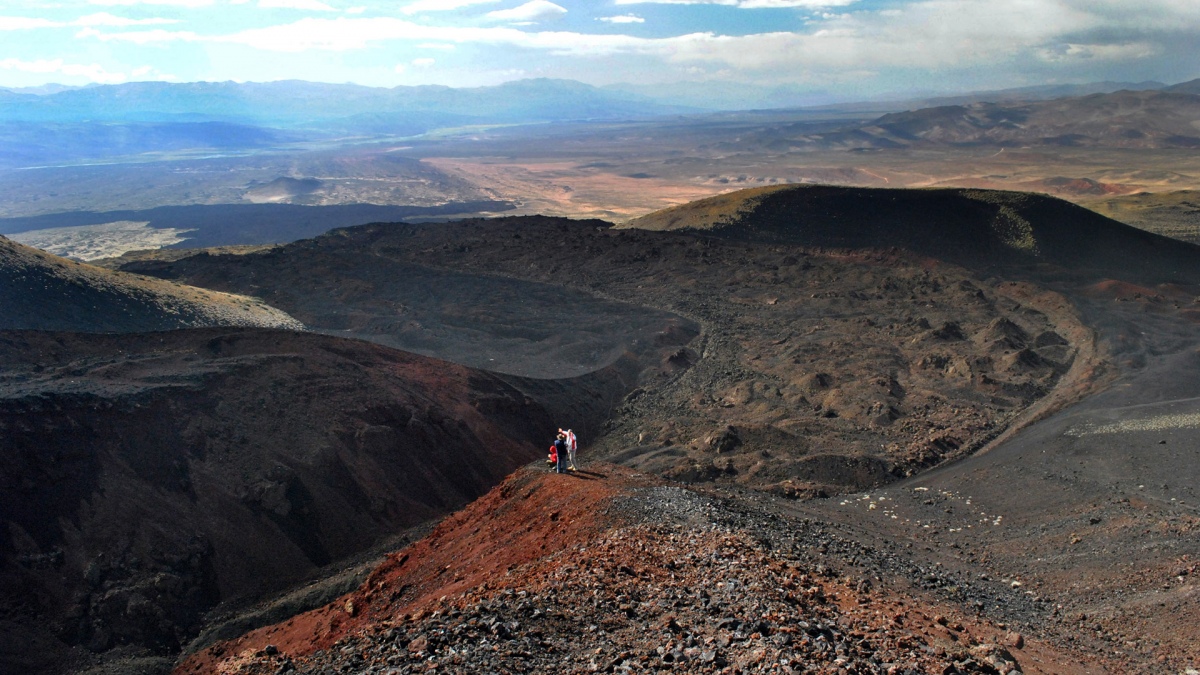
624, 183, 1200, 284
0, 235, 302, 332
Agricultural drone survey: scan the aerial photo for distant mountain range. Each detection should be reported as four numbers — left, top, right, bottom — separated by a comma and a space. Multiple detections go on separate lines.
830, 80, 1169, 114
604, 79, 1169, 112
868, 89, 1200, 148
0, 78, 691, 129
2, 76, 1199, 168
2, 77, 1191, 127
734, 85, 1200, 151
0, 78, 695, 168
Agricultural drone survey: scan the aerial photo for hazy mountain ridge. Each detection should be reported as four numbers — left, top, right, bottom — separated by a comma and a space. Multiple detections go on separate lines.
0, 79, 696, 168
1164, 79, 1200, 95
735, 87, 1200, 152
0, 78, 691, 128
898, 80, 1168, 109
4, 77, 1193, 167
604, 78, 1168, 113
873, 89, 1200, 148
4, 77, 1200, 172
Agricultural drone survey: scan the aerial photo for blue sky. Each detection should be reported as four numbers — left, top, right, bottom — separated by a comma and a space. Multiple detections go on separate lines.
1, 0, 1198, 98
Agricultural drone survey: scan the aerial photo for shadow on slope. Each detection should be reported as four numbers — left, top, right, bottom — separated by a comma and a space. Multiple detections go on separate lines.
626, 184, 1200, 285
0, 202, 514, 250
0, 326, 654, 674
0, 236, 301, 332
121, 220, 700, 379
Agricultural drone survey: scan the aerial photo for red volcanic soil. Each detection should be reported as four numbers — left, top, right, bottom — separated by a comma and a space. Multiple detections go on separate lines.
0, 327, 659, 674
181, 464, 1104, 675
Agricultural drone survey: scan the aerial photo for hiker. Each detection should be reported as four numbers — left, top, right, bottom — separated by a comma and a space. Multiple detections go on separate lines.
559, 428, 578, 471
547, 443, 558, 468
553, 432, 568, 474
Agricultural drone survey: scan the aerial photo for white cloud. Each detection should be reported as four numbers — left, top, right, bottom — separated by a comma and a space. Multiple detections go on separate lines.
1037, 41, 1159, 63
739, 0, 853, 6
614, 0, 857, 7
69, 0, 1200, 82
0, 16, 60, 30
485, 0, 566, 24
259, 0, 338, 10
76, 26, 203, 44
345, 5, 367, 13
598, 14, 645, 23
74, 12, 180, 26
89, 0, 215, 6
412, 57, 436, 66
103, 16, 608, 52
401, 0, 498, 14
0, 57, 172, 84
0, 13, 178, 30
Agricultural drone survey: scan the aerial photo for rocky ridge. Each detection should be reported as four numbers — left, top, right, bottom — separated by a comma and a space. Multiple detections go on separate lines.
0, 235, 301, 332
0, 325, 670, 674
180, 464, 1093, 675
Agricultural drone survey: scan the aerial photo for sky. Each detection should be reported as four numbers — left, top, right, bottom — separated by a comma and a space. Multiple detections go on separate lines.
1, 0, 1198, 100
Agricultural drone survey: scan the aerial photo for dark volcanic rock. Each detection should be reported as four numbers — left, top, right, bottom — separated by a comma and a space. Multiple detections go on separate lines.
119, 221, 695, 380
0, 326, 669, 673
628, 184, 1200, 284
131, 212, 1097, 498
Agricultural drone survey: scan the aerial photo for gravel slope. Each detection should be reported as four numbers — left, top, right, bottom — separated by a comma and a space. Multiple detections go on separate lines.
0, 235, 302, 332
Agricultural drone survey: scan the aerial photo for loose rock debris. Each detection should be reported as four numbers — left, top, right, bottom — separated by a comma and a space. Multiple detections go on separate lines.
187, 465, 1091, 675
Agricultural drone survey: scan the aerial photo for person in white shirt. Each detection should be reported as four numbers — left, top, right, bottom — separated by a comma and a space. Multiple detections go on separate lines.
559, 428, 578, 471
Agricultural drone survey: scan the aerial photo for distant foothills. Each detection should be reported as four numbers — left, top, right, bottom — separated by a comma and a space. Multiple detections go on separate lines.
1, 77, 1199, 170
2, 76, 1191, 122
0, 78, 694, 132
